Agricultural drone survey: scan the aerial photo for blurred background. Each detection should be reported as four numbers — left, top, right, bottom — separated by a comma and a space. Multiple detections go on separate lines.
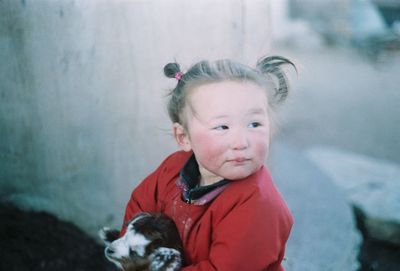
1, 0, 399, 270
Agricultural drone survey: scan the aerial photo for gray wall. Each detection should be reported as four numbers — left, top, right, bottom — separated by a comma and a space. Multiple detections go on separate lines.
0, 0, 271, 235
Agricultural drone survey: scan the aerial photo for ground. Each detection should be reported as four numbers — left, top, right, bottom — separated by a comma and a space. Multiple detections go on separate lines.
359, 238, 400, 271
1, 203, 399, 270
273, 44, 400, 270
0, 203, 114, 271
355, 207, 400, 271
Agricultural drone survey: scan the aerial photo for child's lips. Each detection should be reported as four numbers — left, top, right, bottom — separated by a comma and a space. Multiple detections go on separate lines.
228, 157, 250, 163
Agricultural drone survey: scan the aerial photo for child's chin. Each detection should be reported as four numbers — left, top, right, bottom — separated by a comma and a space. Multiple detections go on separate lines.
225, 171, 253, 181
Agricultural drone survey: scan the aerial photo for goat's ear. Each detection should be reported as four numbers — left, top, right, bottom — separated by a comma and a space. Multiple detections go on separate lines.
98, 227, 120, 245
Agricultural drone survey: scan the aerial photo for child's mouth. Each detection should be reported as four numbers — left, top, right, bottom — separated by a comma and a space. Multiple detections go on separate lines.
229, 157, 250, 164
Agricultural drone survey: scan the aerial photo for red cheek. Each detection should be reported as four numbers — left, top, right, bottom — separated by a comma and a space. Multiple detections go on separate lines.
191, 133, 223, 159
254, 140, 269, 158
191, 131, 213, 146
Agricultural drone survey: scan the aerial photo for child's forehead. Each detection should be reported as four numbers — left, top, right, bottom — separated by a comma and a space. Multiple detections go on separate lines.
188, 80, 268, 105
185, 81, 269, 121
191, 80, 264, 92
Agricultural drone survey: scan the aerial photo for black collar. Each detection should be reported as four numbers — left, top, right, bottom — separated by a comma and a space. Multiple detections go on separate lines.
180, 154, 229, 203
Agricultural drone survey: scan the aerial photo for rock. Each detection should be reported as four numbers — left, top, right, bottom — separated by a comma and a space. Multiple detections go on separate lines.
269, 142, 361, 271
306, 146, 400, 246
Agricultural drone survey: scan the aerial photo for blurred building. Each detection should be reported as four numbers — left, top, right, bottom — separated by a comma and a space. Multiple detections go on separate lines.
288, 0, 400, 55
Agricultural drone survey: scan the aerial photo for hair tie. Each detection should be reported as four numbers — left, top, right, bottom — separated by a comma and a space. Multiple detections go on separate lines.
174, 72, 184, 81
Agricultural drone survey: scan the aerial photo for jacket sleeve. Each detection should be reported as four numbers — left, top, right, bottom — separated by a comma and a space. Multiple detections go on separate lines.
182, 191, 292, 271
120, 152, 180, 235
120, 170, 160, 235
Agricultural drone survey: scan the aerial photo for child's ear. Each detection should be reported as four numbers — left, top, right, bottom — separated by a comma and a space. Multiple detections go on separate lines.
173, 123, 192, 152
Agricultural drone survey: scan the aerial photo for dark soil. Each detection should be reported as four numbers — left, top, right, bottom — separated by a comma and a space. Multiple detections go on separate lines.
1, 203, 399, 270
354, 207, 400, 271
359, 238, 400, 271
0, 203, 115, 271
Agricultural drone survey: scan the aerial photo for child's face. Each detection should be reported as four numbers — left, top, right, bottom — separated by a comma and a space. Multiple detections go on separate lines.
174, 81, 271, 185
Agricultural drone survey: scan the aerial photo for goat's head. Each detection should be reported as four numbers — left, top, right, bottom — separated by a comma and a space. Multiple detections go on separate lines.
99, 213, 183, 271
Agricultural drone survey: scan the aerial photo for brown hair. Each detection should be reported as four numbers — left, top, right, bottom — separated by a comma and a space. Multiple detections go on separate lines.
164, 56, 296, 128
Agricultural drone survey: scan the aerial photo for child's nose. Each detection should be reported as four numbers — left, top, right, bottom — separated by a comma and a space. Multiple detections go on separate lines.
230, 131, 249, 150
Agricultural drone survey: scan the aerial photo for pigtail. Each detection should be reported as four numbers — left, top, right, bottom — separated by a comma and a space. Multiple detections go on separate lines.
256, 56, 297, 104
164, 62, 185, 124
164, 63, 182, 79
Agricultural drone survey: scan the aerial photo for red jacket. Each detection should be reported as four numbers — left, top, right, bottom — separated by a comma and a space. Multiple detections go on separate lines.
122, 151, 293, 271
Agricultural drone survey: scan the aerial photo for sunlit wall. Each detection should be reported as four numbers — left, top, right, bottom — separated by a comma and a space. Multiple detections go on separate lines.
0, 0, 272, 235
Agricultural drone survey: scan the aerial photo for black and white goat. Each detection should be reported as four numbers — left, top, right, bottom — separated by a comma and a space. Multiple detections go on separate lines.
99, 212, 183, 271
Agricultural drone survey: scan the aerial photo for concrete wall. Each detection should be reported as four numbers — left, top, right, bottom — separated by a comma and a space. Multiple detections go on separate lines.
0, 0, 271, 235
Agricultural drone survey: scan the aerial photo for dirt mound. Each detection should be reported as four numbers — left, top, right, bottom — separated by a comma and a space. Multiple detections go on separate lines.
0, 203, 114, 271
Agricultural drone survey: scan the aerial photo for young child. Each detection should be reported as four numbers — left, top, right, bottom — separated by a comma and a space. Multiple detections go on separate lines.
120, 56, 295, 271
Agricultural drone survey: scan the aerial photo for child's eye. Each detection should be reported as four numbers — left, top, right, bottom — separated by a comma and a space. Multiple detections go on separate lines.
248, 122, 261, 128
214, 125, 229, 130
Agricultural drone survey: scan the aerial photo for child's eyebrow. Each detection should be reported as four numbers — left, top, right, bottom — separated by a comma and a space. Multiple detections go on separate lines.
247, 108, 266, 115
209, 109, 266, 120
211, 114, 229, 120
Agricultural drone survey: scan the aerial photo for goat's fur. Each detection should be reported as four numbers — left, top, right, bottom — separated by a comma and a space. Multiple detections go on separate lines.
99, 212, 183, 271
